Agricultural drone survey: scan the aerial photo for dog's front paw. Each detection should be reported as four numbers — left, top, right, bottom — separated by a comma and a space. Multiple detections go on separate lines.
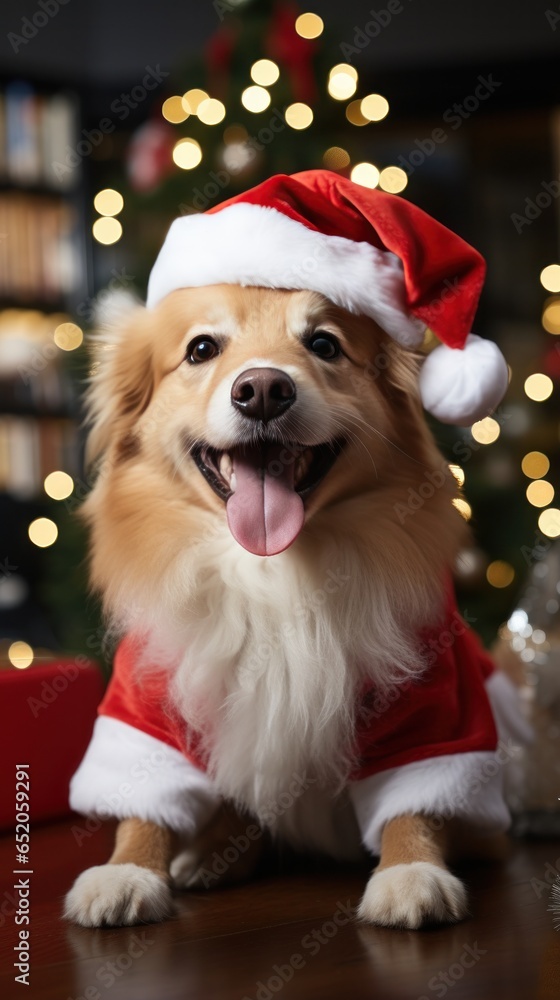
357, 862, 468, 930
63, 863, 173, 928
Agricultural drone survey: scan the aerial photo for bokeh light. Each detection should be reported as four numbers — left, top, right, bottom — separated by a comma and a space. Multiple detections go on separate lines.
162, 95, 189, 123
28, 517, 58, 547
540, 264, 560, 292
378, 166, 408, 193
538, 508, 560, 538
524, 373, 553, 402
250, 59, 279, 86
285, 103, 313, 129
44, 471, 74, 500
92, 217, 122, 245
452, 498, 472, 520
182, 89, 209, 115
521, 451, 550, 479
471, 416, 500, 444
526, 480, 555, 507
8, 641, 33, 669
197, 98, 226, 125
350, 162, 379, 188
542, 298, 560, 334
486, 561, 515, 588
241, 85, 271, 113
93, 189, 123, 216
295, 12, 324, 38
345, 100, 369, 126
54, 322, 83, 351
323, 146, 351, 170
360, 94, 389, 121
172, 138, 202, 170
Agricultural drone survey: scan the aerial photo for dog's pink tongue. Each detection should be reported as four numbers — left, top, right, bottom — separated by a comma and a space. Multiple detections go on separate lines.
226, 444, 304, 556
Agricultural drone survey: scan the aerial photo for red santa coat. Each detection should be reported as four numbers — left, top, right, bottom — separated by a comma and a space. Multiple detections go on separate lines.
69, 590, 519, 854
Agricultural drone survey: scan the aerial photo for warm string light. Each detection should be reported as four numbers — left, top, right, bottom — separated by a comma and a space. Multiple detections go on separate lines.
361, 94, 389, 121
449, 464, 465, 486
285, 103, 313, 130
350, 163, 379, 188
323, 147, 350, 170
542, 298, 560, 334
327, 64, 358, 101
241, 85, 270, 113
92, 189, 124, 245
44, 471, 74, 500
295, 12, 324, 38
183, 89, 208, 115
8, 641, 33, 669
470, 416, 500, 444
524, 372, 553, 402
53, 322, 83, 351
452, 498, 472, 521
172, 138, 202, 170
522, 451, 550, 479
197, 98, 226, 125
378, 166, 408, 193
93, 189, 123, 217
486, 561, 515, 588
526, 480, 555, 508
92, 217, 122, 245
250, 59, 279, 86
345, 100, 368, 126
28, 517, 58, 548
162, 95, 189, 123
540, 263, 560, 292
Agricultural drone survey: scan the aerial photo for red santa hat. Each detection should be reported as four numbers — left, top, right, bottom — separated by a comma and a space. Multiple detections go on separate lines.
147, 170, 508, 426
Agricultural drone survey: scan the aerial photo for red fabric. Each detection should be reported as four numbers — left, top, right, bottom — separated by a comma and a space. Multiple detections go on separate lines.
98, 588, 498, 783
208, 170, 486, 350
0, 658, 104, 829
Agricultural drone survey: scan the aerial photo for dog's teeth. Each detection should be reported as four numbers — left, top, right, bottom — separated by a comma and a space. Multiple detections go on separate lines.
230, 472, 236, 492
219, 453, 233, 484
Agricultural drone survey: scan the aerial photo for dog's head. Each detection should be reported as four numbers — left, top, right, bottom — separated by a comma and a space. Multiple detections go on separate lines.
86, 284, 435, 537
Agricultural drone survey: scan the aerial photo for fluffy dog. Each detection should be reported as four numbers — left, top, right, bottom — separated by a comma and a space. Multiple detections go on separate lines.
64, 171, 519, 930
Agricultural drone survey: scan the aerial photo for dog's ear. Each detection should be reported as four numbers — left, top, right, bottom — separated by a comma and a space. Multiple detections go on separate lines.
85, 297, 154, 463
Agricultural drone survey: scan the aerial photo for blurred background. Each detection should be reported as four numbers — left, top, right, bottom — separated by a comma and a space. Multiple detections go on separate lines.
0, 0, 559, 672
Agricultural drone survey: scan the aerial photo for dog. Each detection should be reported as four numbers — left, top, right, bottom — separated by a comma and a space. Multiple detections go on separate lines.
63, 281, 516, 930
64, 169, 522, 930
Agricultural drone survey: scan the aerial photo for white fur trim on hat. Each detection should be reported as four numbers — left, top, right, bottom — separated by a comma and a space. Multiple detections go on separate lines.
69, 716, 221, 836
349, 750, 511, 854
419, 333, 509, 426
146, 203, 426, 348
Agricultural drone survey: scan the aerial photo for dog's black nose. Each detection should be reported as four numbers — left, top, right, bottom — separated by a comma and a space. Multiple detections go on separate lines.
231, 367, 296, 422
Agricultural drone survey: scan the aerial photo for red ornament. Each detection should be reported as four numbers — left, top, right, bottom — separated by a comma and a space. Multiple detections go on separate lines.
127, 119, 176, 194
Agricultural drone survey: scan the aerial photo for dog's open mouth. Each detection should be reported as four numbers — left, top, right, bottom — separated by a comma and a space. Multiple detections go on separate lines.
192, 440, 345, 557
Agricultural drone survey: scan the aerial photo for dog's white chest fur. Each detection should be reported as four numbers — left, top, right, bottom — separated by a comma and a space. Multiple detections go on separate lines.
141, 528, 424, 847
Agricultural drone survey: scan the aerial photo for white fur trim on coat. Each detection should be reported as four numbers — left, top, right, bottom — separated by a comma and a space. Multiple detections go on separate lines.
146, 203, 426, 348
349, 751, 511, 854
69, 716, 221, 836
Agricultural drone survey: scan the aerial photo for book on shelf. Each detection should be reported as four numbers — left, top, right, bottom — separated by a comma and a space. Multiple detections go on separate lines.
2, 82, 79, 191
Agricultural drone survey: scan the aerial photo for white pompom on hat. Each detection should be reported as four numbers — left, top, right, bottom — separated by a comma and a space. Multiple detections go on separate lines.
147, 170, 508, 425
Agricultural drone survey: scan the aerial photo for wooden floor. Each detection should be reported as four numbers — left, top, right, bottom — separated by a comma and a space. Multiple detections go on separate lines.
1, 817, 560, 1000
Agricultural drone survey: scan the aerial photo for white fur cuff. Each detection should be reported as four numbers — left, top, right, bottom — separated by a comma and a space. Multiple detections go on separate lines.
349, 751, 511, 854
69, 716, 221, 835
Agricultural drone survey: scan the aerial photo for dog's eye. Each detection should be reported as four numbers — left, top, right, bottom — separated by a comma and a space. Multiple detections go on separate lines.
186, 336, 220, 364
307, 332, 341, 360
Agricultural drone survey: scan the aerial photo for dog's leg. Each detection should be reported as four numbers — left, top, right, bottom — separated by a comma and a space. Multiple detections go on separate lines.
171, 802, 265, 890
357, 814, 468, 929
64, 819, 176, 928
